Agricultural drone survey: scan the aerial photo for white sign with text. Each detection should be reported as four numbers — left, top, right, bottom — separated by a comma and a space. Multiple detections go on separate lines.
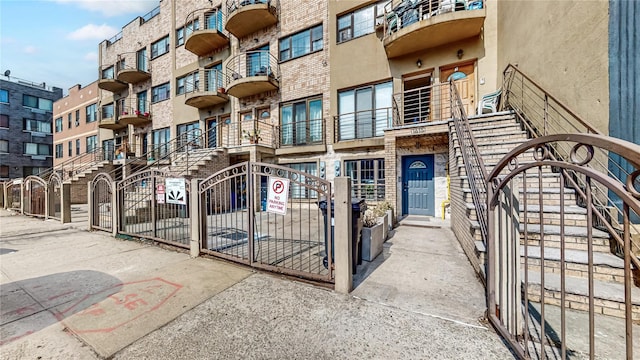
165, 178, 186, 205
266, 177, 289, 215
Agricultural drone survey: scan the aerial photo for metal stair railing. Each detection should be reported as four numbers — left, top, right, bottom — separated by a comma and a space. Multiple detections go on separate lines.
502, 63, 640, 256
450, 81, 489, 245
37, 145, 114, 182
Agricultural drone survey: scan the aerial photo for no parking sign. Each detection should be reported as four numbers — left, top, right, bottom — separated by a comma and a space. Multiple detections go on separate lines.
266, 177, 289, 215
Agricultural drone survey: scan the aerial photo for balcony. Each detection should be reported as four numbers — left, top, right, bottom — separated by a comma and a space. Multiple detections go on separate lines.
225, 0, 277, 39
392, 82, 452, 127
276, 118, 326, 155
184, 69, 229, 109
116, 52, 151, 84
184, 9, 230, 56
119, 98, 152, 127
98, 65, 128, 93
333, 108, 392, 150
225, 50, 279, 98
382, 0, 486, 58
98, 107, 126, 130
205, 118, 276, 149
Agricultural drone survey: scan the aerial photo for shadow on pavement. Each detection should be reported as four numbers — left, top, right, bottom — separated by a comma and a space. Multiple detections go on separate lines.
0, 270, 122, 345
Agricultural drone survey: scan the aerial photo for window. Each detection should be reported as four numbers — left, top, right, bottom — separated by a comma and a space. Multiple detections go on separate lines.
0, 139, 8, 153
345, 158, 385, 201
55, 143, 63, 158
76, 139, 81, 155
337, 81, 392, 140
246, 45, 270, 77
176, 19, 200, 46
176, 72, 199, 95
24, 167, 48, 176
68, 113, 72, 129
287, 163, 318, 199
68, 141, 72, 157
102, 103, 114, 119
0, 89, 8, 103
24, 118, 52, 133
151, 35, 170, 58
280, 97, 322, 146
152, 127, 171, 158
176, 27, 185, 46
22, 95, 53, 111
279, 24, 323, 61
177, 121, 200, 149
24, 142, 51, 156
86, 103, 97, 123
0, 114, 8, 128
205, 10, 222, 31
102, 65, 115, 80
337, 1, 385, 43
137, 48, 148, 72
0, 165, 8, 178
137, 90, 148, 113
152, 83, 170, 103
75, 110, 80, 126
54, 117, 62, 132
86, 135, 97, 153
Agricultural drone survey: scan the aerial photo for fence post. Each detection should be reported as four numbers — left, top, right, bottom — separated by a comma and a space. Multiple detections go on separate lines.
44, 182, 50, 220
189, 178, 200, 258
1, 182, 5, 209
61, 183, 71, 224
111, 180, 117, 237
87, 181, 93, 231
20, 179, 25, 214
334, 177, 353, 294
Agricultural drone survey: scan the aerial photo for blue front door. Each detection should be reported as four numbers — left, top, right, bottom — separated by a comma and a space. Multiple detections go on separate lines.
402, 155, 435, 216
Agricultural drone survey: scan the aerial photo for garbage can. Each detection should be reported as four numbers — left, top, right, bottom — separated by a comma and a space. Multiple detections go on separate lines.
318, 198, 367, 274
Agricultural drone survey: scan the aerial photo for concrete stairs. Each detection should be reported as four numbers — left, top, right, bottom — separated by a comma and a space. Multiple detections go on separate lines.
449, 111, 640, 321
163, 148, 226, 178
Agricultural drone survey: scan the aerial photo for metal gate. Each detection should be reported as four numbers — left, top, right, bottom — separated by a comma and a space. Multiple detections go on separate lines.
90, 173, 114, 231
48, 173, 63, 221
117, 169, 190, 248
23, 176, 46, 217
7, 180, 22, 212
487, 134, 639, 359
199, 162, 333, 282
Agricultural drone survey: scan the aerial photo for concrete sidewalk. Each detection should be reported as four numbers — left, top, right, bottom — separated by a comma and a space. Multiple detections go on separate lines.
1, 209, 514, 359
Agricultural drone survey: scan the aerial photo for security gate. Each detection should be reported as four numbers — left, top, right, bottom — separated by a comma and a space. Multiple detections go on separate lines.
90, 173, 114, 231
48, 173, 63, 221
23, 176, 46, 217
117, 169, 190, 248
487, 134, 639, 359
199, 162, 333, 282
7, 180, 22, 212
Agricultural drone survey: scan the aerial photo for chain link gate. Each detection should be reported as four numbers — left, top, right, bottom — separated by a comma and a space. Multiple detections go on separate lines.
199, 161, 333, 282
117, 169, 191, 248
48, 173, 63, 221
90, 173, 114, 231
23, 176, 46, 217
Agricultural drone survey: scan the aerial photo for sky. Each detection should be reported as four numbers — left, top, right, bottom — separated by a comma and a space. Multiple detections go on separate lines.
0, 0, 159, 95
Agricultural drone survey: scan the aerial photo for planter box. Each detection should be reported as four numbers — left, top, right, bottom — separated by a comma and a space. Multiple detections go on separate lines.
361, 222, 384, 261
386, 209, 394, 232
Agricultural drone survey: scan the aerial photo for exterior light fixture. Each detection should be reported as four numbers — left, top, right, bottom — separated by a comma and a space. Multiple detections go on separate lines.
416, 59, 422, 68
457, 49, 464, 59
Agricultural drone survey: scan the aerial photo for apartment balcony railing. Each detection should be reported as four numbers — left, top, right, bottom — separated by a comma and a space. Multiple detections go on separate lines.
184, 8, 229, 56
204, 118, 276, 149
98, 105, 126, 130
225, 50, 280, 98
334, 107, 392, 142
381, 0, 486, 58
184, 69, 229, 109
225, 0, 278, 39
116, 52, 151, 84
98, 65, 128, 93
277, 118, 325, 148
119, 98, 151, 127
391, 82, 452, 127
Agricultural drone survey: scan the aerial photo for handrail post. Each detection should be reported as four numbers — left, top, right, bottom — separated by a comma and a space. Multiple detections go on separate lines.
544, 94, 549, 136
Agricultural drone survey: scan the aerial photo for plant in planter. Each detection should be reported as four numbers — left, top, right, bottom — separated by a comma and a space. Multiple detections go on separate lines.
375, 200, 394, 233
242, 128, 262, 144
361, 208, 384, 262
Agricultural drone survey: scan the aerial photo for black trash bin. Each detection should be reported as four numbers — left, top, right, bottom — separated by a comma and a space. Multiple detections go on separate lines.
318, 198, 367, 274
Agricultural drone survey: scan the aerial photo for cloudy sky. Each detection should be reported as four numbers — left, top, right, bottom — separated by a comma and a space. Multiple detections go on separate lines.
0, 0, 159, 94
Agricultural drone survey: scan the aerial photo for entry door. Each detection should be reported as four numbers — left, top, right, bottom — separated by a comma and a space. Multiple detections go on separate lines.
207, 118, 218, 148
440, 62, 475, 116
402, 155, 435, 216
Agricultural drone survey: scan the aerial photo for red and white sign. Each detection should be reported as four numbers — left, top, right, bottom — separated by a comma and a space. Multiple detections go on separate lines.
156, 184, 165, 194
266, 177, 289, 215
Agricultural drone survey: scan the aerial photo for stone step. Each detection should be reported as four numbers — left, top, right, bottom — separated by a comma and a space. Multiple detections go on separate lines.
451, 123, 523, 138
523, 245, 627, 284
451, 131, 529, 147
526, 271, 640, 321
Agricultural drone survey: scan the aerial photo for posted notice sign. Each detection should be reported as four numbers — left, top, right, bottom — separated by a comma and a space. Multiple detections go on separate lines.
266, 177, 289, 215
166, 178, 186, 205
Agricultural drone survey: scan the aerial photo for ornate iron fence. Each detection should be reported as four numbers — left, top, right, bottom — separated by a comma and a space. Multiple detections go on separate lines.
90, 173, 114, 232
23, 176, 46, 218
47, 173, 63, 221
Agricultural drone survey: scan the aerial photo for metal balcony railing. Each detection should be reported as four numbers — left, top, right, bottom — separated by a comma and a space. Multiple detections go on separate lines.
119, 97, 151, 118
277, 117, 325, 147
334, 107, 392, 142
225, 50, 280, 83
185, 7, 225, 34
392, 82, 452, 127
100, 64, 116, 80
225, 0, 270, 15
184, 69, 225, 95
117, 51, 150, 74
